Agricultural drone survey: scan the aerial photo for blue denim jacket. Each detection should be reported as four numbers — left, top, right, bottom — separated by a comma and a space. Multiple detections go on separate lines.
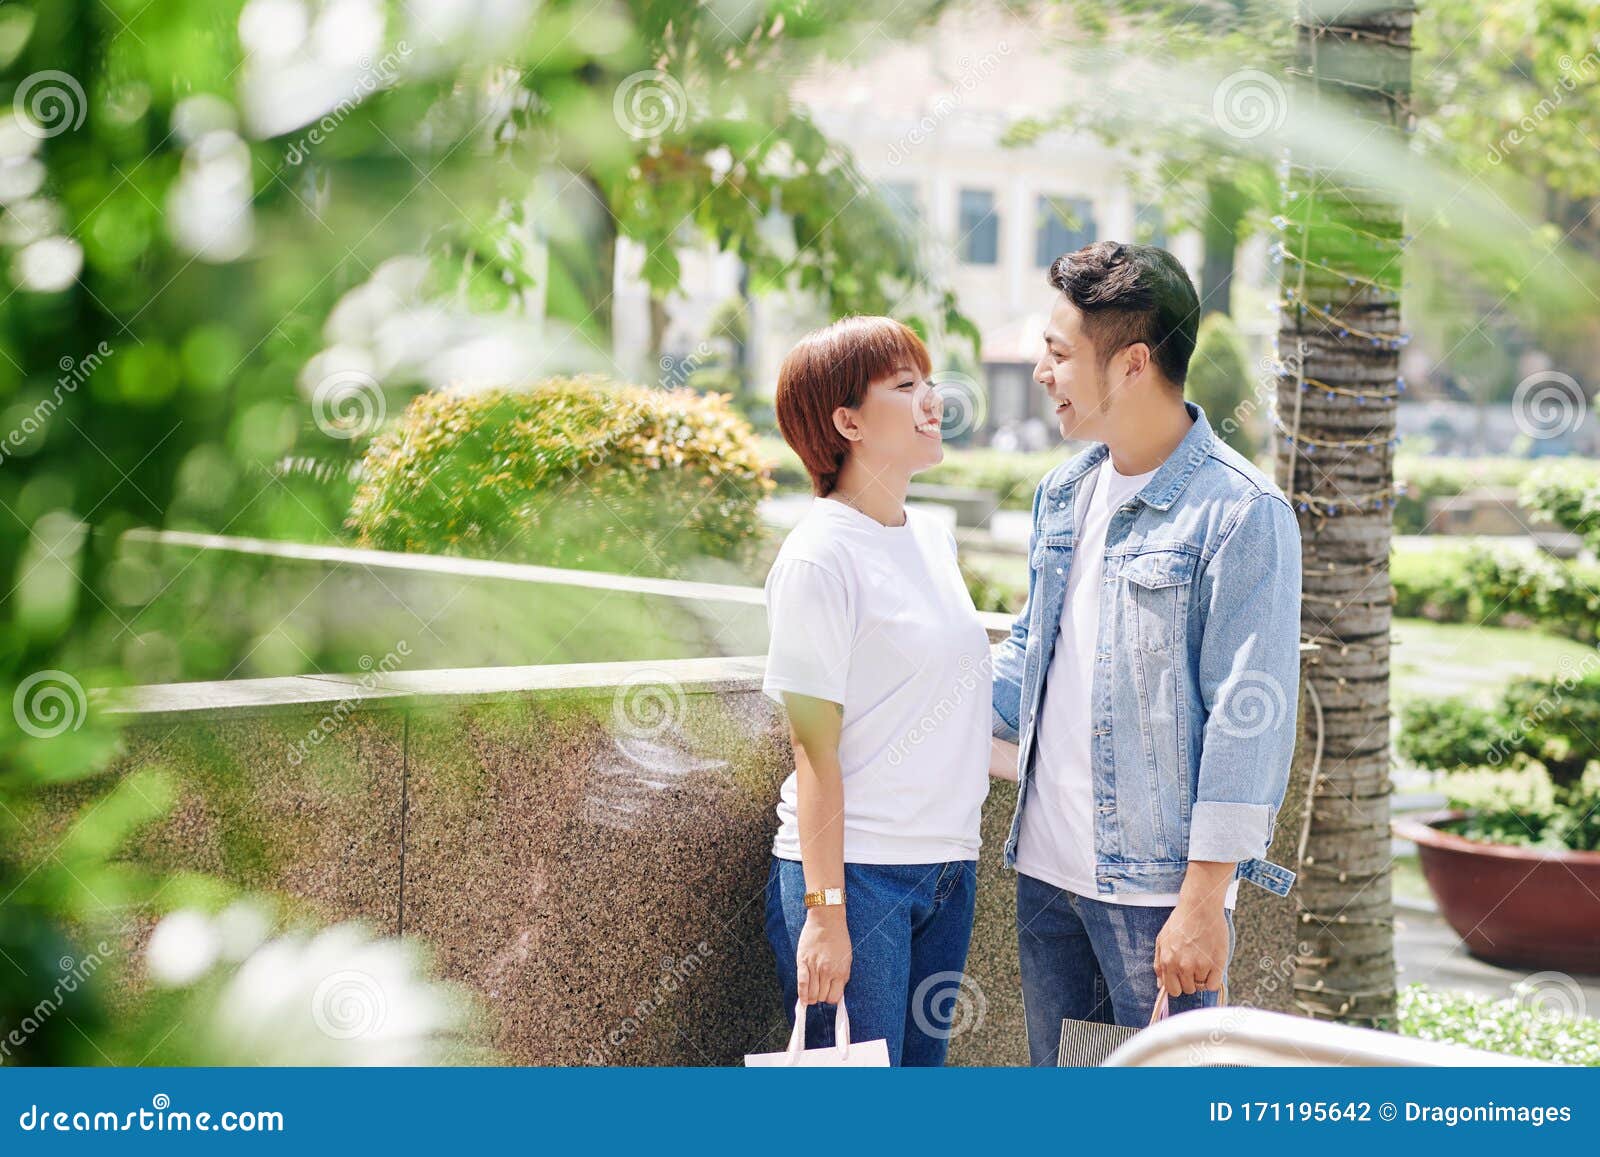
992, 402, 1302, 898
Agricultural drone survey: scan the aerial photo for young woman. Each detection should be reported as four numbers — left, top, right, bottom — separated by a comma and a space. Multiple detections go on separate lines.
760, 316, 992, 1066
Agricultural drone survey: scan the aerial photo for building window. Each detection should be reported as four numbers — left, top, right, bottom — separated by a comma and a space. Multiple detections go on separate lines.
1035, 195, 1095, 267
1135, 203, 1167, 248
958, 188, 999, 265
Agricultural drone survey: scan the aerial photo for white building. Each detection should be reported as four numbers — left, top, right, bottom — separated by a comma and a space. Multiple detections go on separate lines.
612, 9, 1274, 445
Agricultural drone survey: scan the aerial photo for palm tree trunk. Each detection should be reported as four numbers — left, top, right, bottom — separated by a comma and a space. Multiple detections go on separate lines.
1273, 2, 1414, 1027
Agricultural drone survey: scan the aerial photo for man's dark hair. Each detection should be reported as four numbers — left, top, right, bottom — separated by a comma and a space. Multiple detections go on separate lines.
1047, 240, 1201, 387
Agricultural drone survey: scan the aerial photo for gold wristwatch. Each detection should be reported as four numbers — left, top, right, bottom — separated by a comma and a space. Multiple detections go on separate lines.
803, 887, 845, 909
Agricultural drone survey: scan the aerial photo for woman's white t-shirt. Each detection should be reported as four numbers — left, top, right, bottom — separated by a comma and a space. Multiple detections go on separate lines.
762, 497, 992, 864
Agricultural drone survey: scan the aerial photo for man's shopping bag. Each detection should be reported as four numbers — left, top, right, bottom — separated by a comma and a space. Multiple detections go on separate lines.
745, 999, 891, 1067
1058, 986, 1225, 1067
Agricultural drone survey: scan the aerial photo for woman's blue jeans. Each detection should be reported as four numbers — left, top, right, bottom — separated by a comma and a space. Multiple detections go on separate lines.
764, 857, 978, 1067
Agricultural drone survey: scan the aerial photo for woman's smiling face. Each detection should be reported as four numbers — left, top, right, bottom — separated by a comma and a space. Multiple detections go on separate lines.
840, 363, 945, 475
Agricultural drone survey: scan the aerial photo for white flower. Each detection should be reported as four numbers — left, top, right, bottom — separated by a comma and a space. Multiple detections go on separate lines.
145, 910, 222, 987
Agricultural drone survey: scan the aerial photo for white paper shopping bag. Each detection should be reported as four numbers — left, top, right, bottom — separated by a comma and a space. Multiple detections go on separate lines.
745, 999, 890, 1067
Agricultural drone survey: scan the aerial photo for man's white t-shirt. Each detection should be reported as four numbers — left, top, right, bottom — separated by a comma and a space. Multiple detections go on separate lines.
1016, 458, 1240, 908
762, 497, 992, 864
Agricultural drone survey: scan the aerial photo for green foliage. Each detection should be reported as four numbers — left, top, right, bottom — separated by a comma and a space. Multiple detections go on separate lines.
1521, 463, 1600, 553
1397, 983, 1600, 1066
348, 378, 773, 577
1395, 698, 1506, 772
1390, 545, 1600, 642
1399, 668, 1600, 850
1186, 313, 1255, 457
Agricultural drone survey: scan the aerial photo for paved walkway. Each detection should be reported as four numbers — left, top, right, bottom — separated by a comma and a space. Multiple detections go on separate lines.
1396, 903, 1600, 1017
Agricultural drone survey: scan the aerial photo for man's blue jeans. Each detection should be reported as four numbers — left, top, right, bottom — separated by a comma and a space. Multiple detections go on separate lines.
1016, 872, 1233, 1067
764, 857, 977, 1067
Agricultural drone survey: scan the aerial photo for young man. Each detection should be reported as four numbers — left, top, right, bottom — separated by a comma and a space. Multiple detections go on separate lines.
992, 240, 1302, 1066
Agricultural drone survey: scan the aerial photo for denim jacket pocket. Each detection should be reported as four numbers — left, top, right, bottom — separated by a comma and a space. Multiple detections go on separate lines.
1120, 549, 1197, 653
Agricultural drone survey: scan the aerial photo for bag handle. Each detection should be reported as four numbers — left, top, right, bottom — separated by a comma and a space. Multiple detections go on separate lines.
783, 998, 852, 1064
1147, 981, 1227, 1026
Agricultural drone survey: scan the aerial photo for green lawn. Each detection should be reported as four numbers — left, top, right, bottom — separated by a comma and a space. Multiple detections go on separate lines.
1390, 618, 1594, 707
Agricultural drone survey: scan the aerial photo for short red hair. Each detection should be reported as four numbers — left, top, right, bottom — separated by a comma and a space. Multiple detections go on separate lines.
774, 316, 933, 497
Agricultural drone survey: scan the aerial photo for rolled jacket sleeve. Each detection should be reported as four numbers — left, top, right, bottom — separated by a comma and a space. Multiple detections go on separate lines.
1190, 493, 1303, 865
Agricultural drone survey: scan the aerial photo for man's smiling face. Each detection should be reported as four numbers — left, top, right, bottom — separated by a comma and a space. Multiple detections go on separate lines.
1034, 292, 1118, 442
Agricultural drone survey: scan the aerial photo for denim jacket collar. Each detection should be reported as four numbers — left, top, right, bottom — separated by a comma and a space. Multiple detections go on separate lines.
1046, 401, 1215, 513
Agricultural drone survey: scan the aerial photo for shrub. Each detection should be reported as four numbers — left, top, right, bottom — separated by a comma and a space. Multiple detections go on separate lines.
1521, 462, 1600, 553
1186, 313, 1256, 458
1398, 668, 1600, 851
1397, 984, 1600, 1066
348, 378, 773, 577
1395, 698, 1505, 770
1389, 544, 1600, 642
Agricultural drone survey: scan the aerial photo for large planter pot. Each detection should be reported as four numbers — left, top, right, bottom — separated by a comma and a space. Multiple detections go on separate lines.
1392, 810, 1600, 974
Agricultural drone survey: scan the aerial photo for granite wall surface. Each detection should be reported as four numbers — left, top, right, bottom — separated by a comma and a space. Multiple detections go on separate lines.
59, 644, 1304, 1066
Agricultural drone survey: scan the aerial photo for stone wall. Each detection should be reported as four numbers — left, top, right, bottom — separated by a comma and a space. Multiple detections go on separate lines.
71, 657, 1028, 1065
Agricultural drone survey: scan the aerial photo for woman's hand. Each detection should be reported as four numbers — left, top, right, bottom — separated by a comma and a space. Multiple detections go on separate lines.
795, 906, 852, 1005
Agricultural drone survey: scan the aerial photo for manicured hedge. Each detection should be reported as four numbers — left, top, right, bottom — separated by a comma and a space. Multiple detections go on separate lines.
1391, 545, 1600, 643
349, 377, 773, 575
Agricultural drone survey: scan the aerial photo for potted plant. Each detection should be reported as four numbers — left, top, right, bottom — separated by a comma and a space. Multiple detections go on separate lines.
1393, 668, 1600, 973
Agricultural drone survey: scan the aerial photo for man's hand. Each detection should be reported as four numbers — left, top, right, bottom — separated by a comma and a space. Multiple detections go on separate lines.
1153, 860, 1234, 997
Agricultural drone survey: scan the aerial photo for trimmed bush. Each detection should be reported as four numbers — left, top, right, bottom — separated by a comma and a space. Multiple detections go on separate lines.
1521, 462, 1600, 552
1390, 545, 1600, 643
348, 377, 773, 576
1398, 668, 1600, 851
